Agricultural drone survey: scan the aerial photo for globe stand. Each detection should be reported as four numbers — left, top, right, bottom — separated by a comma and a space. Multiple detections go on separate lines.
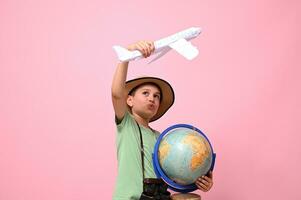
171, 193, 201, 200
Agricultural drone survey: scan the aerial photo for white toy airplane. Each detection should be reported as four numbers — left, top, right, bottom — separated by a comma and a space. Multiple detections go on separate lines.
113, 27, 201, 63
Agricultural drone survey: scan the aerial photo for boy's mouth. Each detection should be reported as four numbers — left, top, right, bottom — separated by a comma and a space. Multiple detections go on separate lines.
147, 104, 155, 110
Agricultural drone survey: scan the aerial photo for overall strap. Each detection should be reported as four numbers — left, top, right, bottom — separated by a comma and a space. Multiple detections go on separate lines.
135, 121, 145, 182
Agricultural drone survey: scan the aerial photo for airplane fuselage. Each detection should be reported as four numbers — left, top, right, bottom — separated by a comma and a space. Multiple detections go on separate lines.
113, 27, 201, 62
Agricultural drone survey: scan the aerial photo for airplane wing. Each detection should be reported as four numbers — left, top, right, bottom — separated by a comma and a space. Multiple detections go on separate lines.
169, 38, 199, 60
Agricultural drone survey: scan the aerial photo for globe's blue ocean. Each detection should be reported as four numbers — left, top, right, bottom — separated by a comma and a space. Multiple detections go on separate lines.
153, 124, 216, 192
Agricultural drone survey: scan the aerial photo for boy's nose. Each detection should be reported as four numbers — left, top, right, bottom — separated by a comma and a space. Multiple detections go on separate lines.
148, 96, 155, 102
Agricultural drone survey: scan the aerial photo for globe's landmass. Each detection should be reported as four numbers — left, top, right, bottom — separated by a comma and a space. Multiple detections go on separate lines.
158, 128, 212, 185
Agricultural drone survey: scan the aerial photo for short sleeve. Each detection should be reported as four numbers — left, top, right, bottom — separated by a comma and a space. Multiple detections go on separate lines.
115, 111, 134, 133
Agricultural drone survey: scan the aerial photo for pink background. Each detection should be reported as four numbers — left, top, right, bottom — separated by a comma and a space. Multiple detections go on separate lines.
1, 0, 300, 199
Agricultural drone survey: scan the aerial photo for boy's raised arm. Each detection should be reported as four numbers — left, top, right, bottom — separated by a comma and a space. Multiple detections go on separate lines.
111, 41, 155, 121
111, 61, 129, 121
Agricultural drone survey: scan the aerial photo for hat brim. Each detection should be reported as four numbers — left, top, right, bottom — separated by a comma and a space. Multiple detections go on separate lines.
125, 77, 175, 122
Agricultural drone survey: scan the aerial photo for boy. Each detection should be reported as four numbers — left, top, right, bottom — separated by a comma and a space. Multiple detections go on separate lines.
111, 41, 213, 200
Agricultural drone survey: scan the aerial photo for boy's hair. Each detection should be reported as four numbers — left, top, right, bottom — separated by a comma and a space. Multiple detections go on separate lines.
128, 82, 163, 103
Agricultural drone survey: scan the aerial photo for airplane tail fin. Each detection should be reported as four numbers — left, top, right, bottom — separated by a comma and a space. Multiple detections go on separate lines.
112, 45, 133, 62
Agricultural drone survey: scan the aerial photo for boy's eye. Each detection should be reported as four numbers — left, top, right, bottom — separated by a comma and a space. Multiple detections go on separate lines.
154, 94, 161, 99
142, 91, 149, 95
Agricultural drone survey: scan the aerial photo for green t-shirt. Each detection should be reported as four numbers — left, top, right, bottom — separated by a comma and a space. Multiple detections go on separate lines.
113, 112, 160, 200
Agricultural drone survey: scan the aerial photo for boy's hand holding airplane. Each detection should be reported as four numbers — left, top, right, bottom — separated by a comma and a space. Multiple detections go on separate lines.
127, 41, 155, 58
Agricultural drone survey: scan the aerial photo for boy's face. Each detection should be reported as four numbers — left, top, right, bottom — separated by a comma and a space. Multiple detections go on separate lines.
127, 84, 161, 120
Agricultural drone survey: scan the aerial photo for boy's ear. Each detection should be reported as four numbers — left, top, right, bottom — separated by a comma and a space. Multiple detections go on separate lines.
127, 96, 133, 107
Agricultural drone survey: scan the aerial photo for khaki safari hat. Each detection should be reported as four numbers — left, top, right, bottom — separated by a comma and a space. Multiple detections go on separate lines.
125, 77, 175, 122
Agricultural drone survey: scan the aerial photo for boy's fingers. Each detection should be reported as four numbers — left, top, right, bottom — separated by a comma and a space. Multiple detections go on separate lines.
141, 41, 153, 57
199, 177, 209, 185
136, 43, 147, 57
145, 41, 152, 56
196, 181, 208, 192
147, 41, 155, 53
202, 175, 212, 182
139, 41, 150, 57
146, 45, 151, 57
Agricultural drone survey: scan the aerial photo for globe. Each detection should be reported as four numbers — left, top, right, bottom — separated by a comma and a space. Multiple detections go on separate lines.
153, 124, 215, 192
